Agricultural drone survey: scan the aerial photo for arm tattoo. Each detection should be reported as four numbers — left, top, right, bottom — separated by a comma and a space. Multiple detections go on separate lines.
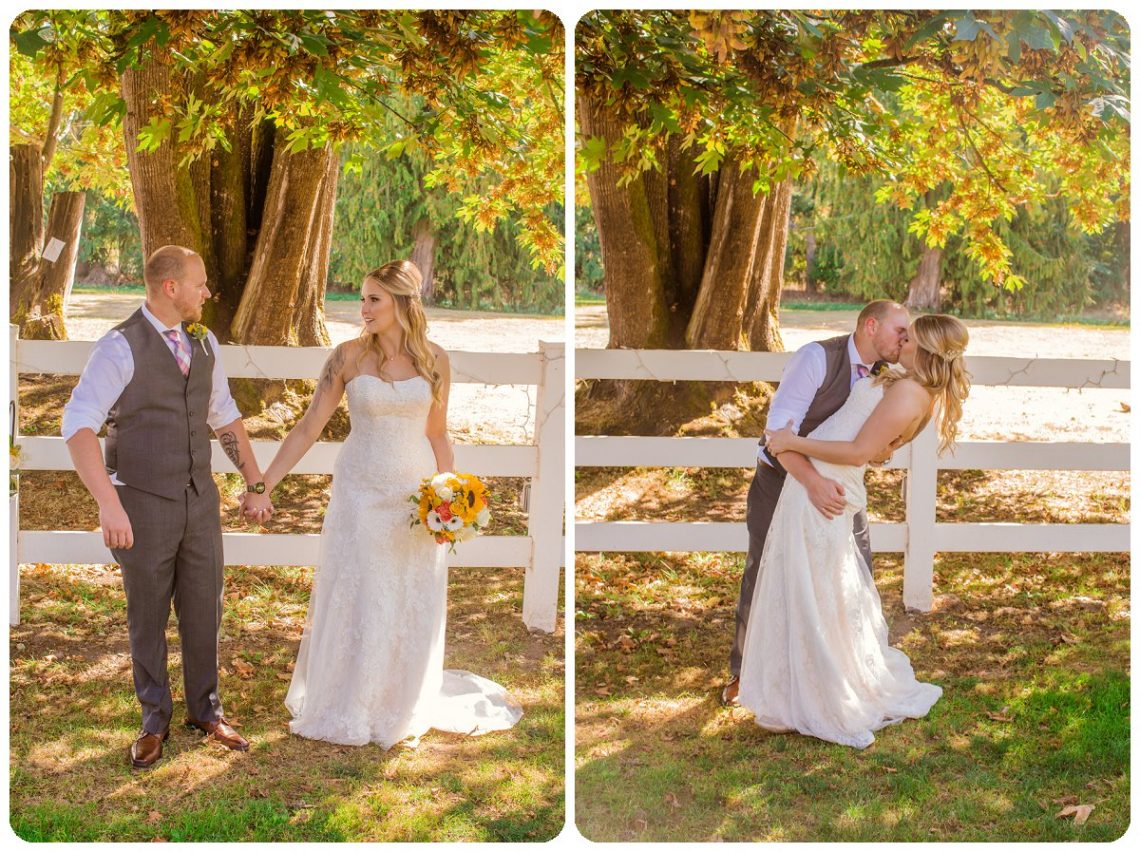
319, 345, 346, 394
219, 430, 244, 472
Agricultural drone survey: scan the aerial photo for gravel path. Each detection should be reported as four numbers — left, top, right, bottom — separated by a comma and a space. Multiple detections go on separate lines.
64, 293, 566, 445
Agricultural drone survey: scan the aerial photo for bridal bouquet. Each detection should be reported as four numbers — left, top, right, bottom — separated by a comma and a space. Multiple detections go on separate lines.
410, 472, 491, 549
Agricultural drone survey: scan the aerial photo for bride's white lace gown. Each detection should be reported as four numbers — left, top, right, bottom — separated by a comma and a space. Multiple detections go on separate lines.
738, 378, 941, 749
285, 374, 523, 747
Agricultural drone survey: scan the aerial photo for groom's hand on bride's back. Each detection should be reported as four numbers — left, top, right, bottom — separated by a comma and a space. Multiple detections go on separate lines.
805, 476, 846, 520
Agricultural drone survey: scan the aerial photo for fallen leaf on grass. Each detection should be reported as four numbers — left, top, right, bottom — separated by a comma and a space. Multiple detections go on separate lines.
625, 676, 639, 683
618, 636, 637, 651
232, 659, 255, 679
1053, 795, 1079, 806
594, 686, 611, 696
633, 817, 648, 832
665, 791, 682, 809
276, 672, 292, 681
147, 811, 162, 824
986, 707, 1013, 723
1056, 804, 1095, 825
1058, 633, 1080, 645
883, 766, 897, 774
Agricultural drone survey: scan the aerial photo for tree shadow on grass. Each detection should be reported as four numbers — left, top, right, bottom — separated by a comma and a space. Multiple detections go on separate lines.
11, 565, 565, 842
574, 552, 1130, 842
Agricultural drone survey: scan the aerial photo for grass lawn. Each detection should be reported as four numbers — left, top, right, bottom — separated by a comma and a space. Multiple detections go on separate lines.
575, 466, 1129, 842
11, 379, 564, 842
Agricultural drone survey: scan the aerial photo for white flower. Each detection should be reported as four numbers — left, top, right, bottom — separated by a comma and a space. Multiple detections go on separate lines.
426, 510, 443, 531
435, 485, 454, 501
431, 472, 454, 490
475, 506, 491, 526
454, 525, 476, 542
444, 515, 464, 532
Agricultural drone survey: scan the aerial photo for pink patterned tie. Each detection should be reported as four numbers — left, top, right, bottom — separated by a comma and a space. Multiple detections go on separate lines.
855, 363, 869, 380
164, 329, 191, 377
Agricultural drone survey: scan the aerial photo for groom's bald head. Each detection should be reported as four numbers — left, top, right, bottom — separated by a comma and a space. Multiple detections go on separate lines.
144, 245, 201, 296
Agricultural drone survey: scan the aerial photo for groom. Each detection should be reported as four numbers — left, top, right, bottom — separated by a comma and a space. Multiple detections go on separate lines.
721, 299, 910, 706
62, 245, 274, 767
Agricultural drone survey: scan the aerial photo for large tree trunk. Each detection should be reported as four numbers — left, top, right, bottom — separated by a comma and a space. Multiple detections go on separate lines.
122, 55, 332, 347
9, 144, 44, 327
578, 99, 796, 433
9, 145, 85, 340
906, 243, 943, 310
231, 143, 336, 345
26, 190, 87, 340
742, 177, 793, 353
411, 217, 436, 303
578, 93, 670, 349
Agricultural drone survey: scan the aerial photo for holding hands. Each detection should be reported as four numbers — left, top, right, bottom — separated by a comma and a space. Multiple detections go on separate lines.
240, 488, 274, 524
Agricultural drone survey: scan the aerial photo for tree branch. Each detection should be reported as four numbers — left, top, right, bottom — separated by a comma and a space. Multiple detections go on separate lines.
40, 66, 66, 171
958, 116, 1009, 193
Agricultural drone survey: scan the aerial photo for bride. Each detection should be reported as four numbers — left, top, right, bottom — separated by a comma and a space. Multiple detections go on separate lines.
254, 260, 522, 747
738, 313, 970, 749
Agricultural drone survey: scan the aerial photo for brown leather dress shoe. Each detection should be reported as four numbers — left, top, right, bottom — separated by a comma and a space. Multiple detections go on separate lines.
185, 716, 250, 751
720, 675, 741, 707
129, 727, 170, 769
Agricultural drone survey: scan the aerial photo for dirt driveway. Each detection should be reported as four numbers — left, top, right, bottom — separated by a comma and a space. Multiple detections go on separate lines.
577, 305, 1131, 442
65, 293, 566, 445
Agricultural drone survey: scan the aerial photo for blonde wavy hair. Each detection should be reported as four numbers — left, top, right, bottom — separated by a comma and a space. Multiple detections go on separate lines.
359, 260, 444, 405
878, 313, 971, 453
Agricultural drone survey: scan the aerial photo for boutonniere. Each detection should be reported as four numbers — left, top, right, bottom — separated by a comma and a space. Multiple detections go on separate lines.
870, 359, 889, 376
186, 322, 210, 355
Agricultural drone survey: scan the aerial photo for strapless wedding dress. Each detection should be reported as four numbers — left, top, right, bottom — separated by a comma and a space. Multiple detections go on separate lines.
285, 374, 522, 747
738, 379, 941, 748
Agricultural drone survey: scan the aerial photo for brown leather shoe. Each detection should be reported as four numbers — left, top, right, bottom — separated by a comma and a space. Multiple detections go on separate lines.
720, 675, 740, 707
129, 727, 170, 769
185, 716, 249, 751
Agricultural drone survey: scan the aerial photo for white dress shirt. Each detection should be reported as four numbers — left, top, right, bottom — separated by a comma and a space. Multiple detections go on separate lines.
759, 334, 873, 466
61, 303, 242, 443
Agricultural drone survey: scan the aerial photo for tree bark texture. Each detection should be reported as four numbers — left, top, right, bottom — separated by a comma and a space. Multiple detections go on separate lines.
412, 218, 436, 303
122, 55, 332, 345
743, 177, 793, 353
578, 93, 670, 349
231, 143, 337, 345
30, 190, 86, 339
905, 243, 943, 310
10, 144, 44, 326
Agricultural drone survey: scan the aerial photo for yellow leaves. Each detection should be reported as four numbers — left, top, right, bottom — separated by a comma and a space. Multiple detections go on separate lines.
689, 11, 751, 63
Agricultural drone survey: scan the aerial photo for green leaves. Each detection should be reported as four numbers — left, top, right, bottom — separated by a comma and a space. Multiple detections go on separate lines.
578, 136, 607, 172
11, 26, 51, 58
134, 117, 171, 153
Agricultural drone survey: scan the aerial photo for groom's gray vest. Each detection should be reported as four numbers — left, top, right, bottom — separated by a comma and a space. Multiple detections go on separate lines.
104, 309, 214, 500
762, 334, 852, 476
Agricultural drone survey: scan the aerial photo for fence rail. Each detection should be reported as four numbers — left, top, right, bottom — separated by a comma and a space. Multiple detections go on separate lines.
575, 348, 1129, 611
10, 326, 564, 631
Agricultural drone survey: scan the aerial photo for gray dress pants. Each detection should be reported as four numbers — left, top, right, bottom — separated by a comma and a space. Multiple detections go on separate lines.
112, 480, 225, 734
728, 462, 874, 678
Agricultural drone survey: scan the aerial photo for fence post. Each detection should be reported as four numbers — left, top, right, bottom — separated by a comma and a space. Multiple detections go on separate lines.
10, 324, 21, 626
903, 418, 938, 611
522, 341, 564, 632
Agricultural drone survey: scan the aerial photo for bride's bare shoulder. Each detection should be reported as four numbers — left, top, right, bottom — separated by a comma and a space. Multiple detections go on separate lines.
883, 375, 933, 408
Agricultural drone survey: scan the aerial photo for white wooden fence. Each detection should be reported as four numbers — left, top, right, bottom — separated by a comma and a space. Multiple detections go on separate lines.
9, 326, 564, 632
575, 349, 1129, 610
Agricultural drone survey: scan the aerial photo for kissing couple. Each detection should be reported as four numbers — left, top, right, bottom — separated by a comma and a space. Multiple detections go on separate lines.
62, 245, 521, 769
722, 300, 971, 748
